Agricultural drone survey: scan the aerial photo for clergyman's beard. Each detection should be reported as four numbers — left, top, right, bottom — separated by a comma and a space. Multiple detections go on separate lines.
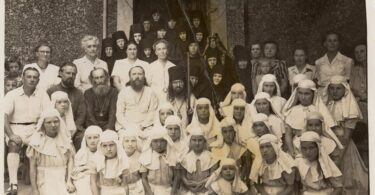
62, 78, 75, 88
130, 79, 145, 91
93, 84, 111, 96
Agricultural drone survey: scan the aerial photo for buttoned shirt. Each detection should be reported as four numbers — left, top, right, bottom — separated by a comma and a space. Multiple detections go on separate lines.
288, 64, 316, 86
5, 86, 50, 123
148, 60, 176, 103
315, 52, 353, 87
111, 58, 149, 88
23, 63, 60, 92
73, 56, 108, 93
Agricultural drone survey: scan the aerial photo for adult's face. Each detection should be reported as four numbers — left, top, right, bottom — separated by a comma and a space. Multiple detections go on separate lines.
251, 44, 262, 59
297, 88, 314, 106
238, 60, 248, 69
126, 43, 138, 59
260, 143, 277, 164
306, 119, 323, 135
196, 104, 210, 121
209, 39, 216, 48
264, 43, 277, 59
193, 18, 200, 28
5, 80, 17, 93
43, 116, 60, 138
253, 121, 269, 137
262, 82, 276, 96
255, 99, 271, 115
101, 141, 117, 159
144, 48, 152, 57
123, 136, 138, 155
23, 69, 40, 89
8, 62, 20, 76
105, 47, 113, 57
196, 33, 203, 42
55, 99, 70, 115
143, 21, 151, 32
221, 165, 236, 181
188, 43, 199, 55
179, 32, 187, 41
152, 12, 160, 21
35, 46, 51, 63
129, 67, 145, 88
294, 49, 306, 66
168, 20, 176, 29
157, 29, 167, 39
86, 134, 100, 152
328, 83, 346, 101
213, 73, 223, 85
151, 138, 168, 153
324, 34, 339, 52
354, 45, 366, 64
166, 124, 181, 142
190, 76, 199, 87
233, 106, 245, 122
190, 135, 206, 153
207, 58, 217, 68
60, 66, 77, 88
222, 126, 235, 144
171, 80, 185, 94
155, 42, 168, 60
159, 109, 174, 126
133, 33, 142, 44
91, 69, 107, 86
301, 141, 319, 162
116, 39, 125, 49
84, 40, 98, 58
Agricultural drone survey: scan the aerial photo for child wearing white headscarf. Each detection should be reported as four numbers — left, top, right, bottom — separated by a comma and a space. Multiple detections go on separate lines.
51, 91, 76, 138
227, 99, 254, 142
205, 158, 249, 195
297, 131, 343, 195
165, 115, 188, 160
72, 125, 102, 195
118, 124, 145, 195
90, 130, 130, 195
179, 127, 219, 195
255, 134, 296, 195
153, 102, 177, 127
27, 108, 75, 195
256, 74, 287, 113
139, 126, 179, 194
219, 83, 247, 117
322, 75, 368, 195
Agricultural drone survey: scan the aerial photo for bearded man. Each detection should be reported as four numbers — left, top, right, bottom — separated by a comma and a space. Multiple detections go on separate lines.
84, 68, 117, 130
115, 66, 158, 130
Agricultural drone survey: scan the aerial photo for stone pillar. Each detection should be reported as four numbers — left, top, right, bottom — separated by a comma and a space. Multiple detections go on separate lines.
226, 0, 245, 51
208, 0, 228, 48
117, 0, 133, 38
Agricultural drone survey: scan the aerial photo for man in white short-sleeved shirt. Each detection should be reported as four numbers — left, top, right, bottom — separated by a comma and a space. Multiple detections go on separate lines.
4, 67, 51, 194
74, 35, 108, 93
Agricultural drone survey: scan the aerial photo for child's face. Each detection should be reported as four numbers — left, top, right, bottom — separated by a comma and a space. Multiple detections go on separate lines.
213, 73, 223, 85
260, 143, 277, 164
233, 106, 245, 122
5, 80, 17, 93
207, 57, 217, 68
264, 43, 277, 58
152, 13, 160, 21
262, 82, 276, 96
259, 61, 271, 74
190, 135, 206, 153
144, 48, 152, 57
116, 39, 125, 49
179, 32, 187, 41
151, 138, 168, 153
133, 33, 142, 44
55, 99, 70, 115
222, 126, 235, 145
306, 119, 323, 135
328, 84, 346, 101
297, 88, 314, 106
159, 109, 174, 126
86, 134, 100, 152
196, 104, 210, 121
123, 136, 137, 155
221, 165, 236, 181
196, 33, 203, 42
255, 99, 271, 115
230, 90, 244, 101
166, 124, 181, 142
8, 62, 20, 76
43, 116, 60, 138
253, 122, 269, 137
189, 43, 199, 55
301, 141, 319, 162
101, 141, 117, 159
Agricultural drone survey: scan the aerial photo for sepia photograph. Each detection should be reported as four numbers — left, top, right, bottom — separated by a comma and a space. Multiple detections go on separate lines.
2, 0, 370, 194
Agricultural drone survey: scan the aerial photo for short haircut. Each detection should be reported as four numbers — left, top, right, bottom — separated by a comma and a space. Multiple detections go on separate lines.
152, 39, 169, 51
81, 35, 100, 50
263, 40, 278, 49
90, 68, 108, 78
322, 31, 341, 43
126, 41, 138, 50
293, 45, 308, 55
128, 66, 145, 76
34, 43, 52, 53
59, 62, 77, 73
250, 42, 262, 49
22, 67, 40, 77
5, 56, 22, 71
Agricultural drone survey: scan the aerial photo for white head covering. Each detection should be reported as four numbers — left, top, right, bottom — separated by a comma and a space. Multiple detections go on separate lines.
219, 117, 248, 146
51, 91, 76, 138
153, 102, 177, 127
256, 74, 282, 97
138, 126, 176, 169
292, 74, 308, 91
250, 92, 284, 119
220, 83, 247, 108
228, 98, 255, 141
252, 113, 272, 136
28, 108, 72, 156
322, 75, 363, 122
299, 131, 342, 180
205, 158, 248, 193
75, 125, 102, 166
282, 79, 318, 114
258, 134, 295, 182
96, 130, 129, 178
165, 115, 186, 139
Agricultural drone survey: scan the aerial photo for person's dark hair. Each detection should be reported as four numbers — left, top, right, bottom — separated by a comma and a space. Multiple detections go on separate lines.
152, 39, 169, 51
167, 78, 188, 101
22, 67, 40, 77
34, 43, 52, 53
293, 45, 308, 55
321, 31, 342, 44
5, 56, 22, 71
353, 42, 367, 65
125, 66, 149, 86
126, 41, 138, 50
59, 62, 77, 73
250, 42, 262, 49
263, 40, 279, 51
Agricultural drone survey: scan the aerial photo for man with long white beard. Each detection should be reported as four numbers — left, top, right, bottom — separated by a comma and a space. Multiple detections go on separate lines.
84, 68, 118, 131
116, 66, 158, 131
